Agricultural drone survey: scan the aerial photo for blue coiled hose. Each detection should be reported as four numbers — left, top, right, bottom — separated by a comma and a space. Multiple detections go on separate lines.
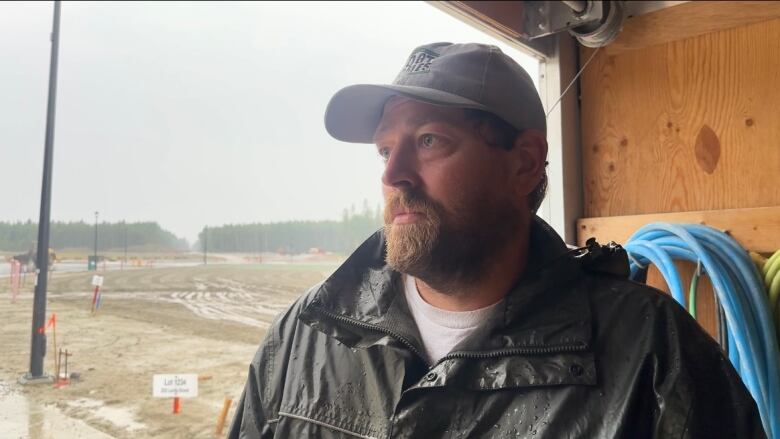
625, 223, 780, 438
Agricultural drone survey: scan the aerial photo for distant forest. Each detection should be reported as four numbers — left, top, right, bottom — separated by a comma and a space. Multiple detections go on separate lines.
197, 203, 383, 254
1, 203, 384, 254
0, 221, 189, 252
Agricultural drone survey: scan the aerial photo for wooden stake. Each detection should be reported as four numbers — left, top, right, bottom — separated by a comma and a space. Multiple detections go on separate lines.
215, 397, 233, 436
64, 349, 69, 380
56, 348, 62, 382
52, 318, 58, 375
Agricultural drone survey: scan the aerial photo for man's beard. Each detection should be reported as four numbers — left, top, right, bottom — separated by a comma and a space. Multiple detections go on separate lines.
383, 189, 521, 293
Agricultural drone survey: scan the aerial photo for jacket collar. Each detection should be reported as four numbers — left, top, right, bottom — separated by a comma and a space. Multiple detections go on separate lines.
299, 216, 592, 357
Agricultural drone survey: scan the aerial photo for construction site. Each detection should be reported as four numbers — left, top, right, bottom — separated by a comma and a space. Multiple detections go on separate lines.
1, 256, 340, 438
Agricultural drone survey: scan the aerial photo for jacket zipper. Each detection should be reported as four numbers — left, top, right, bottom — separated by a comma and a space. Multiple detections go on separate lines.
311, 304, 431, 367
441, 342, 588, 362
311, 304, 588, 368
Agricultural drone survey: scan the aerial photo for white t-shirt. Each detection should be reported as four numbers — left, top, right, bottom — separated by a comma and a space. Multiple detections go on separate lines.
403, 275, 503, 364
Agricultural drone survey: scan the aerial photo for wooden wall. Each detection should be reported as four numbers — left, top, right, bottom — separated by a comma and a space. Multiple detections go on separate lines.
578, 12, 780, 339
580, 17, 780, 218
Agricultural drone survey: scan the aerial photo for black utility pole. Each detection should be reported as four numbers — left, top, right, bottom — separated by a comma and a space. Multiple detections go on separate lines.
25, 0, 61, 382
203, 226, 208, 265
123, 219, 128, 268
93, 211, 99, 268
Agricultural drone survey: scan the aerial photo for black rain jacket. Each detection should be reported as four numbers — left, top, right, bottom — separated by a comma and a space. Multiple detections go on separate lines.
230, 218, 765, 438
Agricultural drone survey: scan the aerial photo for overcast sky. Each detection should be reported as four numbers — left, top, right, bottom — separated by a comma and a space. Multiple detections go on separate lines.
1, 1, 539, 243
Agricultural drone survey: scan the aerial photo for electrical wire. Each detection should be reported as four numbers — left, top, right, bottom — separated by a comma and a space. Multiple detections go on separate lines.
545, 45, 601, 118
715, 292, 729, 354
764, 250, 780, 329
625, 223, 780, 439
688, 263, 700, 319
688, 262, 730, 349
760, 249, 780, 341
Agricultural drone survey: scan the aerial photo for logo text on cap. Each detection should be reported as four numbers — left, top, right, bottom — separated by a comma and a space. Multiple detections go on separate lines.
400, 48, 439, 75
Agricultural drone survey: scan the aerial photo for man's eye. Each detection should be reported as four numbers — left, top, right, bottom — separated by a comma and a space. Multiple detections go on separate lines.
378, 147, 391, 161
421, 134, 437, 148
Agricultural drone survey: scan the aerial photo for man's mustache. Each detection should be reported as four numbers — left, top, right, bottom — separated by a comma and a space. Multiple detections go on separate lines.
383, 190, 442, 225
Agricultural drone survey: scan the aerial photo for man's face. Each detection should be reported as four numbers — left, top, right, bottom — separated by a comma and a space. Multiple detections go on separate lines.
373, 97, 524, 288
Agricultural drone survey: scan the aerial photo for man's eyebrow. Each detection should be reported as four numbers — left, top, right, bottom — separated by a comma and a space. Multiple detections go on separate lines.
372, 128, 388, 145
373, 113, 457, 142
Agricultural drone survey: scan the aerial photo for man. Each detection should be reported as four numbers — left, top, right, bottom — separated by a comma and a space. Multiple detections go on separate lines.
230, 43, 765, 438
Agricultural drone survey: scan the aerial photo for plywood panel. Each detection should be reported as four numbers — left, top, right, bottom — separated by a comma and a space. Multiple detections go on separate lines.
608, 1, 780, 56
576, 206, 780, 252
580, 18, 780, 218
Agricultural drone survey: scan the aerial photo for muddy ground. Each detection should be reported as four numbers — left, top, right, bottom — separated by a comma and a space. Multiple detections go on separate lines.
0, 261, 339, 438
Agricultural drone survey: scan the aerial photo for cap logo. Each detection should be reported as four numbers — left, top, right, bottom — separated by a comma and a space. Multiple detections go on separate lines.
400, 48, 439, 75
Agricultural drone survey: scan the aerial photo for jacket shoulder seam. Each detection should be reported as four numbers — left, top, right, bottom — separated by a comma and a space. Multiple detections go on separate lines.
277, 411, 380, 439
585, 271, 682, 304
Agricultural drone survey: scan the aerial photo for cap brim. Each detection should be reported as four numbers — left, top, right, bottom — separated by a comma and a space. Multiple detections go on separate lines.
324, 84, 491, 144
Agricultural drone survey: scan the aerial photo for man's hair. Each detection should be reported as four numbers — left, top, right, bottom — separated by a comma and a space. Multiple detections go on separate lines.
464, 109, 548, 213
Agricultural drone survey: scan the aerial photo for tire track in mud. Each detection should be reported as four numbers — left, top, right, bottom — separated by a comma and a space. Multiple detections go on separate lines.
49, 277, 299, 329
161, 276, 296, 328
38, 264, 337, 329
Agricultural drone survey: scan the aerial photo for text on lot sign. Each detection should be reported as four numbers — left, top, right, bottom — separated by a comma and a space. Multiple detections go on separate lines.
153, 374, 198, 398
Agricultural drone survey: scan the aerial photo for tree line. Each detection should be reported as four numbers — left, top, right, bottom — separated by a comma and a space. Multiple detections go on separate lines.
1, 202, 384, 255
197, 203, 383, 254
0, 220, 188, 252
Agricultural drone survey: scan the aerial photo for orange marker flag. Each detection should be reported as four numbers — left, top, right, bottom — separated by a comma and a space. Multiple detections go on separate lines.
35, 313, 58, 374
37, 313, 56, 334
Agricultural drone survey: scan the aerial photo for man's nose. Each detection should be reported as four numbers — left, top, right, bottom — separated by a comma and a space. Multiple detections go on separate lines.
381, 141, 419, 189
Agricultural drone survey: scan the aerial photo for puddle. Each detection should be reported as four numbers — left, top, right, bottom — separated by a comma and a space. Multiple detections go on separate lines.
0, 392, 115, 439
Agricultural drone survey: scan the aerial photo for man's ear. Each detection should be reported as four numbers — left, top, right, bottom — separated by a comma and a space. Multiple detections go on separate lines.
510, 128, 548, 197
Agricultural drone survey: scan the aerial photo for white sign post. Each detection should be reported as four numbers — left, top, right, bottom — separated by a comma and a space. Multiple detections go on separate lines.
153, 374, 198, 398
153, 374, 198, 414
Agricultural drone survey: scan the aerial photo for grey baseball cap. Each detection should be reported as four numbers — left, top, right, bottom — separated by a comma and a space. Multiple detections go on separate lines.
324, 42, 545, 144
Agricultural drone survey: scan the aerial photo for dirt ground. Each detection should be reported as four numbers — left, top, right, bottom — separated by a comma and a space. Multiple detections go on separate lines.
0, 261, 340, 438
